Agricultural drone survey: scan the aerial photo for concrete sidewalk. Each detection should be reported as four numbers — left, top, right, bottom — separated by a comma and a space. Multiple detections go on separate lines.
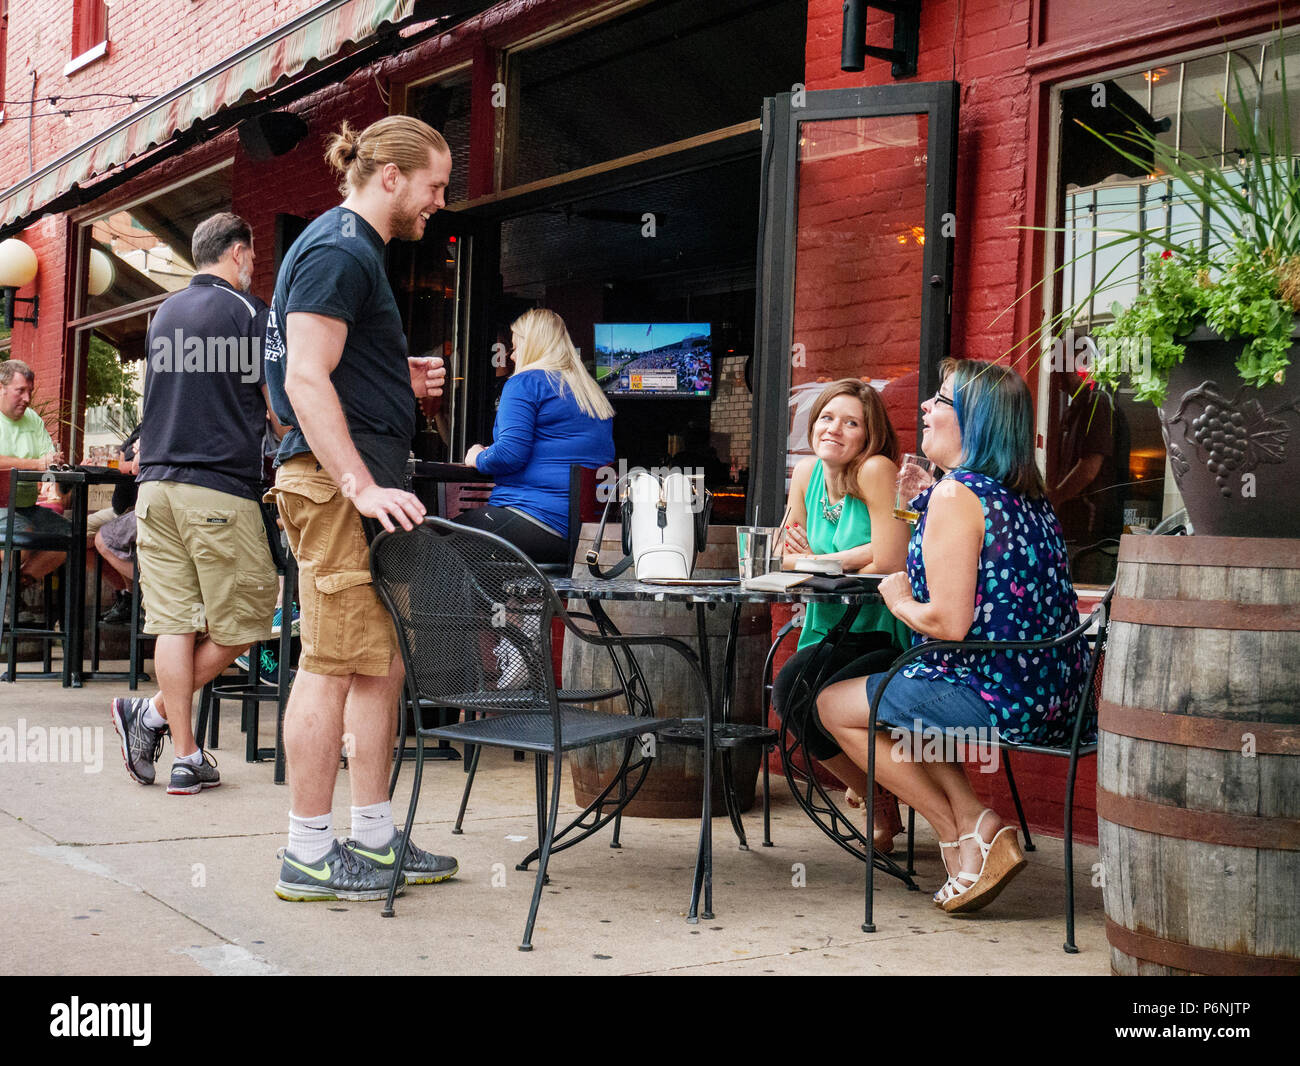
0, 674, 1108, 975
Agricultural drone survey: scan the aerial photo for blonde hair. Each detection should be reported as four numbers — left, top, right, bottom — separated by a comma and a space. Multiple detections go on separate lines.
325, 117, 449, 196
510, 309, 614, 421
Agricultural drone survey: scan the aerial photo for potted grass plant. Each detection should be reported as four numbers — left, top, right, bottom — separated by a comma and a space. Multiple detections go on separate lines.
1045, 56, 1300, 537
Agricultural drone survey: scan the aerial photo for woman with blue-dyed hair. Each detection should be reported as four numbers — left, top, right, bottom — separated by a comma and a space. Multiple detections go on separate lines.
819, 357, 1087, 914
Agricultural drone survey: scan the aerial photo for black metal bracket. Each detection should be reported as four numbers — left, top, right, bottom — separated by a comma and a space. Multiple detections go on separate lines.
2, 288, 37, 329
841, 0, 921, 79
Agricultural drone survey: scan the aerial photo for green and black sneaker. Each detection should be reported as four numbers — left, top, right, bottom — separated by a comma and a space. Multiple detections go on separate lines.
344, 832, 458, 885
274, 839, 406, 902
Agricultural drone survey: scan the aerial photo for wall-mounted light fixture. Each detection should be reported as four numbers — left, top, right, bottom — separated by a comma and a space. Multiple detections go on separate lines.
0, 238, 39, 330
841, 0, 921, 79
88, 248, 116, 297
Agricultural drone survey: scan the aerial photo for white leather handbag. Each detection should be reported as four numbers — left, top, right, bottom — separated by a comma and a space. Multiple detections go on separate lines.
586, 467, 712, 581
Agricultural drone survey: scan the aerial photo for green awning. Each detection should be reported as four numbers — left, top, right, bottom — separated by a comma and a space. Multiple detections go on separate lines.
0, 0, 454, 230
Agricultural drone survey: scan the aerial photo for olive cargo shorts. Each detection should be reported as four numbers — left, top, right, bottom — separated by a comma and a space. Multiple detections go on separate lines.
136, 481, 277, 647
267, 455, 397, 677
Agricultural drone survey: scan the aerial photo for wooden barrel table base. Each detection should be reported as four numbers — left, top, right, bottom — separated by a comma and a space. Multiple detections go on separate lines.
1099, 534, 1300, 976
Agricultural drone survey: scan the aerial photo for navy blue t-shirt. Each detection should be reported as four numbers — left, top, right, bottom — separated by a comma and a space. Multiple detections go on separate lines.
264, 207, 413, 488
138, 274, 268, 501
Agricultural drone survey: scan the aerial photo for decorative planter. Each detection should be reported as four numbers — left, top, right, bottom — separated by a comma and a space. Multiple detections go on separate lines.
1159, 326, 1300, 538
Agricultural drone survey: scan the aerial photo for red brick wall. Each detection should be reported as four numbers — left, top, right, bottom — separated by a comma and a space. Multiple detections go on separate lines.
0, 1, 320, 188
804, 0, 1033, 369
235, 69, 389, 304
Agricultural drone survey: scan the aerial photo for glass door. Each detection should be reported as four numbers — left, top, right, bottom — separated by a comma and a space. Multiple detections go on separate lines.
388, 210, 499, 462
750, 83, 959, 524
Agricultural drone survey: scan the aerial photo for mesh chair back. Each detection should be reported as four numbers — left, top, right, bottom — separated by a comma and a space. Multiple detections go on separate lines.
371, 518, 562, 713
1073, 586, 1113, 745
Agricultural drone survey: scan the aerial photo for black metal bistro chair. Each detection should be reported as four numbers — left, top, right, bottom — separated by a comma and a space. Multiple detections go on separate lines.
370, 517, 708, 950
392, 464, 610, 797
1, 469, 83, 685
769, 608, 921, 889
862, 586, 1114, 952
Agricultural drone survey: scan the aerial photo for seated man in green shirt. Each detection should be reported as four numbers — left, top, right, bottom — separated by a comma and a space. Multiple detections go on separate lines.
0, 359, 69, 583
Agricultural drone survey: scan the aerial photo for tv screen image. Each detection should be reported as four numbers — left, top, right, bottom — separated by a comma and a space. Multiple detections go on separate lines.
593, 322, 712, 397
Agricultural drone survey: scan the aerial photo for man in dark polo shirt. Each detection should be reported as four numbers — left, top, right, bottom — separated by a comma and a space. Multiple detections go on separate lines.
110, 213, 279, 796
263, 117, 455, 903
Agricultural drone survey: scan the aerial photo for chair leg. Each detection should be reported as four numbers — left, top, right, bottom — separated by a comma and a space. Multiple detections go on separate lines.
520, 752, 564, 951
195, 683, 213, 751
42, 572, 54, 674
452, 742, 482, 835
245, 663, 261, 764
522, 753, 547, 870
719, 749, 749, 850
3, 550, 17, 681
905, 806, 916, 876
761, 744, 773, 847
611, 738, 629, 849
1001, 750, 1035, 852
1062, 749, 1082, 954
383, 726, 425, 918
128, 565, 143, 691
90, 553, 103, 673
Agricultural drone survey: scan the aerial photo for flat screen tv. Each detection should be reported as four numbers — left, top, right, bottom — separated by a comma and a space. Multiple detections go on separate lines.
593, 322, 712, 398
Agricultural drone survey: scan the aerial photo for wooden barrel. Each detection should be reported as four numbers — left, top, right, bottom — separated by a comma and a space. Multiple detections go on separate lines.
562, 522, 770, 818
1099, 535, 1300, 976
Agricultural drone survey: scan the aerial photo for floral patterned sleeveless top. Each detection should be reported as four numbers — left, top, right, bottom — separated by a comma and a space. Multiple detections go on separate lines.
902, 470, 1087, 745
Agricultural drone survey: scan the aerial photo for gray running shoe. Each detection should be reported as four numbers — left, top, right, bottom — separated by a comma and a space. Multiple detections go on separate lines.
274, 839, 406, 902
344, 832, 458, 885
166, 750, 221, 795
111, 697, 167, 785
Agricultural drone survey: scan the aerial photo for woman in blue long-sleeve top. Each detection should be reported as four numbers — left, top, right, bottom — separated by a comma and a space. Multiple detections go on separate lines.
461, 309, 615, 563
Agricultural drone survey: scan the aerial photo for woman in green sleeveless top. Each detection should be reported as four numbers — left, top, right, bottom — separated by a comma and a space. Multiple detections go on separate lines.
772, 379, 911, 850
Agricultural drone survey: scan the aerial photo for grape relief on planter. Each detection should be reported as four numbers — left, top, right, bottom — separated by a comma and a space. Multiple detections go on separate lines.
1162, 381, 1299, 498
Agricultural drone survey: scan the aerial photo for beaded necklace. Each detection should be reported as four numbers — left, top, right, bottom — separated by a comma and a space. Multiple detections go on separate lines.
821, 492, 844, 524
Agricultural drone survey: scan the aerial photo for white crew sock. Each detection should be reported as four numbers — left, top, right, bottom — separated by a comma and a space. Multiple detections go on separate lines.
288, 812, 334, 864
142, 699, 167, 731
350, 802, 394, 848
175, 748, 203, 766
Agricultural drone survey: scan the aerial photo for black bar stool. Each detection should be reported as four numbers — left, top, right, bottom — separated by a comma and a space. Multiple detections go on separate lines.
1, 469, 83, 685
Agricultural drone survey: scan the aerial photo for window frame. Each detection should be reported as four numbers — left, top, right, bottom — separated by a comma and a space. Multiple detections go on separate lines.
66, 0, 109, 76
1038, 27, 1300, 538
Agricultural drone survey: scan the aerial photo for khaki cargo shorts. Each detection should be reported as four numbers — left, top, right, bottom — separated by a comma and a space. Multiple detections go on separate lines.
136, 481, 278, 647
267, 454, 397, 677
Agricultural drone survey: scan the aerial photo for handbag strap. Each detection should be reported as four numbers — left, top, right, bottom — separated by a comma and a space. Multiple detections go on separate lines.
585, 492, 634, 579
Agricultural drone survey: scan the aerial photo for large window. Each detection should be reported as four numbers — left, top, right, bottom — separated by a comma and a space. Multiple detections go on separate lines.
406, 71, 472, 206
1046, 31, 1300, 583
68, 164, 232, 459
502, 0, 806, 190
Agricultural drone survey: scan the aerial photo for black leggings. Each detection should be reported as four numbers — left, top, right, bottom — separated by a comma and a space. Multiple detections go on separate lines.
454, 505, 569, 565
772, 630, 901, 761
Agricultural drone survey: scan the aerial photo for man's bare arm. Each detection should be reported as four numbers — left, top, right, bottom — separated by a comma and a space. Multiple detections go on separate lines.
261, 384, 289, 440
283, 312, 424, 532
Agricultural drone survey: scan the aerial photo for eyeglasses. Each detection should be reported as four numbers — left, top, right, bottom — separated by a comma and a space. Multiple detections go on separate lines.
929, 391, 955, 408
